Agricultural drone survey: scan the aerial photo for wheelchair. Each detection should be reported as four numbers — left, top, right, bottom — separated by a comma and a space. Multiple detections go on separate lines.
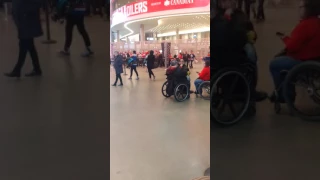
211, 62, 257, 125
272, 61, 320, 121
162, 74, 190, 102
196, 81, 210, 100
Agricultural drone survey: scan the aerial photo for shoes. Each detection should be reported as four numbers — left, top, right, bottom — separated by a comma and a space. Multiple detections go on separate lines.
25, 70, 42, 77
60, 50, 70, 56
153, 76, 155, 80
118, 84, 123, 86
128, 77, 132, 80
136, 77, 139, 80
112, 84, 116, 86
81, 50, 94, 57
4, 72, 20, 78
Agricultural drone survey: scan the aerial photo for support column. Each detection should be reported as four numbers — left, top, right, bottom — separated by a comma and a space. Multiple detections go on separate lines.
116, 30, 120, 42
140, 24, 145, 43
176, 28, 179, 40
153, 32, 157, 41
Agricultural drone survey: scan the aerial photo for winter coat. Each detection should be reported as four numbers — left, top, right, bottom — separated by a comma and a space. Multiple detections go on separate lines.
146, 55, 155, 69
113, 55, 123, 74
12, 0, 43, 39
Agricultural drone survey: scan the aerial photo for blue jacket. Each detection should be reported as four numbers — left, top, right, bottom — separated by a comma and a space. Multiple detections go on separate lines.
114, 55, 123, 74
128, 55, 138, 66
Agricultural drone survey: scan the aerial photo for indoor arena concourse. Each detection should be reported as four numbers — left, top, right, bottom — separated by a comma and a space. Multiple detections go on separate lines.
0, 0, 320, 180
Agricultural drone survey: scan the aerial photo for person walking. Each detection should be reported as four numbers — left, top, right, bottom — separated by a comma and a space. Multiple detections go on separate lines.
112, 51, 123, 86
238, 0, 251, 18
57, 0, 94, 57
128, 50, 139, 80
257, 0, 265, 22
5, 0, 43, 78
146, 50, 156, 80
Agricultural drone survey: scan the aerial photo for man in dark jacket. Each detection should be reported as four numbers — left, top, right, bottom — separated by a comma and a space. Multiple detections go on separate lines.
5, 0, 43, 78
56, 0, 93, 57
112, 51, 123, 86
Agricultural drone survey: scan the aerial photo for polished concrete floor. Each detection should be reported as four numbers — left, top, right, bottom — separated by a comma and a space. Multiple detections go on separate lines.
212, 3, 320, 180
110, 65, 210, 180
0, 13, 109, 179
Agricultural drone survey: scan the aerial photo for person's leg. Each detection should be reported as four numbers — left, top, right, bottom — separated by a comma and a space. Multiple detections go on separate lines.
194, 79, 204, 93
9, 39, 28, 75
75, 15, 93, 56
148, 67, 152, 78
245, 0, 251, 18
129, 67, 133, 79
238, 0, 244, 9
27, 38, 42, 75
133, 66, 139, 78
257, 0, 265, 20
150, 68, 155, 79
118, 74, 123, 85
63, 16, 75, 53
244, 43, 257, 63
190, 60, 193, 68
269, 56, 301, 89
113, 73, 119, 85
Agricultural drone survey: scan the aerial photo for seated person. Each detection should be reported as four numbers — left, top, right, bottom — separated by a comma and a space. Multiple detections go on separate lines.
211, 0, 267, 101
269, 0, 320, 101
194, 60, 210, 94
166, 60, 179, 76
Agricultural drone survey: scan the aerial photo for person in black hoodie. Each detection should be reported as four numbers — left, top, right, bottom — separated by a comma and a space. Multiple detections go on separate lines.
146, 50, 156, 80
5, 0, 43, 78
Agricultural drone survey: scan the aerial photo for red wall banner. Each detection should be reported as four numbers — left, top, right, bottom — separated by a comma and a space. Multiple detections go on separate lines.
113, 0, 210, 18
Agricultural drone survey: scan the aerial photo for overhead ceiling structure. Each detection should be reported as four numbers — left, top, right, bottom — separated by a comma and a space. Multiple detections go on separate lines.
148, 15, 210, 33
110, 0, 210, 39
112, 13, 210, 39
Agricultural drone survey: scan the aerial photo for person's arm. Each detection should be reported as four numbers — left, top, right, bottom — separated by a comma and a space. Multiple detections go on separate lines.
198, 68, 205, 79
282, 20, 312, 53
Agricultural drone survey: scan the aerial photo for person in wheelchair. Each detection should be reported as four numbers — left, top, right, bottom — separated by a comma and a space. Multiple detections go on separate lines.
269, 0, 320, 102
194, 60, 210, 94
212, 0, 267, 102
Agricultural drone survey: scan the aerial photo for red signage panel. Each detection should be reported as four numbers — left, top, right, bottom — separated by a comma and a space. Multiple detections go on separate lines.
113, 0, 210, 18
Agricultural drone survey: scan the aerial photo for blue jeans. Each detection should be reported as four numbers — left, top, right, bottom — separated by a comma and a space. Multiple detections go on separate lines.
269, 56, 301, 88
194, 79, 204, 92
244, 43, 257, 63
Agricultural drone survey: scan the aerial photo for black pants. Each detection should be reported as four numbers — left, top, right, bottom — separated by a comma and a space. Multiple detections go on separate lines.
238, 0, 251, 18
114, 73, 123, 84
13, 38, 41, 73
64, 15, 91, 51
147, 67, 154, 78
130, 66, 139, 77
257, 0, 265, 20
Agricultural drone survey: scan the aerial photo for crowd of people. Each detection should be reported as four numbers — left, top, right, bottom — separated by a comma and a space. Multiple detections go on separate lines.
112, 49, 211, 98
212, 0, 320, 113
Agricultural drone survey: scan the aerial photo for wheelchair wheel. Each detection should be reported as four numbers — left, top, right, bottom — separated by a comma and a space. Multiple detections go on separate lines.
283, 61, 320, 121
198, 81, 210, 100
162, 81, 171, 97
211, 69, 250, 125
174, 83, 189, 102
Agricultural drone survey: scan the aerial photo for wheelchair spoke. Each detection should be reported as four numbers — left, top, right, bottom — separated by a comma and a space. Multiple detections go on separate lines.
218, 101, 226, 115
228, 76, 240, 95
228, 102, 237, 117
